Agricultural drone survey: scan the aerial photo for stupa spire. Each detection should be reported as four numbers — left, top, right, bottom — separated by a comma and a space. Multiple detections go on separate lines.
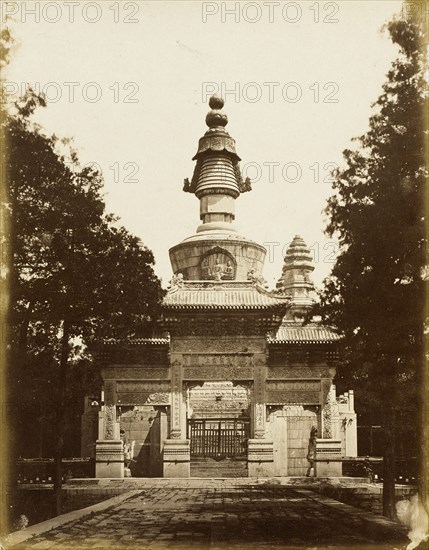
183, 96, 251, 233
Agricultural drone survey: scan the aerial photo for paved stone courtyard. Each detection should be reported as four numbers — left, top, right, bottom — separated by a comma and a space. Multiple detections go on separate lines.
5, 480, 411, 550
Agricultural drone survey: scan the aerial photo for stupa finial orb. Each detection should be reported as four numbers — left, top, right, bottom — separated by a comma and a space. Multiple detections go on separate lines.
205, 94, 228, 128
209, 94, 224, 109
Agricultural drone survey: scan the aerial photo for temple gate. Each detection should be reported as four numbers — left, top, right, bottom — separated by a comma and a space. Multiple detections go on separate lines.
90, 96, 357, 478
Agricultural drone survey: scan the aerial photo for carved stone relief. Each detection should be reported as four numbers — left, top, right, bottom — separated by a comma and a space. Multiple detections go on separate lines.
187, 382, 250, 417
170, 358, 182, 438
322, 384, 336, 438
267, 366, 334, 379
102, 367, 170, 380
104, 404, 116, 439
116, 381, 170, 393
266, 381, 321, 391
266, 391, 321, 405
182, 354, 252, 367
183, 366, 254, 380
104, 380, 116, 405
171, 339, 265, 354
199, 248, 236, 281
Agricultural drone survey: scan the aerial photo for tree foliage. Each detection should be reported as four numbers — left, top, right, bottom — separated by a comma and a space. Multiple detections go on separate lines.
1, 36, 165, 518
319, 12, 427, 517
4, 89, 165, 442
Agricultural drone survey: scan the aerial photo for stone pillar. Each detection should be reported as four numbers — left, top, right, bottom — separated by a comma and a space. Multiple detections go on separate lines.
163, 357, 190, 477
253, 357, 267, 438
265, 409, 288, 476
337, 389, 358, 457
80, 397, 98, 458
315, 439, 342, 477
95, 381, 124, 478
248, 354, 274, 476
170, 359, 183, 439
248, 439, 275, 477
163, 439, 191, 478
345, 390, 358, 457
322, 384, 340, 439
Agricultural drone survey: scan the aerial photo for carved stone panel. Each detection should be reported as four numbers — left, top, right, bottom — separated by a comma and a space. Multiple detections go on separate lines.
116, 381, 171, 406
267, 381, 321, 391
266, 391, 320, 404
269, 348, 334, 366
171, 358, 183, 438
267, 366, 334, 379
253, 357, 266, 437
254, 367, 265, 401
199, 248, 236, 281
188, 382, 250, 417
321, 378, 332, 405
171, 338, 265, 354
266, 380, 321, 405
183, 365, 254, 380
116, 392, 170, 405
104, 380, 117, 406
182, 354, 252, 367
102, 366, 171, 380
104, 404, 116, 439
254, 403, 265, 438
116, 382, 170, 393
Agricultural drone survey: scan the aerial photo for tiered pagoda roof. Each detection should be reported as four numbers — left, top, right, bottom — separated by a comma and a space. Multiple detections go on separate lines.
268, 321, 340, 344
163, 280, 290, 311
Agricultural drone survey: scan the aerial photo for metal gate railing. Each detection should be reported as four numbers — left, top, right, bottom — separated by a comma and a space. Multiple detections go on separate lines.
188, 418, 250, 458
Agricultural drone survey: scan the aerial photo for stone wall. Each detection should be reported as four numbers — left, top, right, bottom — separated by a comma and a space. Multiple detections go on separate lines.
119, 407, 167, 477
266, 406, 319, 476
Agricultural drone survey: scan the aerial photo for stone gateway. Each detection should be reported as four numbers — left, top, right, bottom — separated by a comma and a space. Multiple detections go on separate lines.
87, 96, 357, 478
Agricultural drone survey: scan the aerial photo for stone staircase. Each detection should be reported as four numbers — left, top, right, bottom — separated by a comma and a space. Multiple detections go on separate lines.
190, 458, 248, 478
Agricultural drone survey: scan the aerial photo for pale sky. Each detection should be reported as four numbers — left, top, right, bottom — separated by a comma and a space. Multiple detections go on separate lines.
4, 0, 404, 288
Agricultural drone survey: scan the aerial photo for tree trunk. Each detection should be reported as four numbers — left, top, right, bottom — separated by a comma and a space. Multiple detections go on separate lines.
53, 318, 70, 516
18, 300, 34, 351
420, 354, 429, 515
382, 402, 396, 518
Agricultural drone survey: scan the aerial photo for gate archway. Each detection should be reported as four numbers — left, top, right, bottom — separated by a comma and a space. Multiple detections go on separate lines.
186, 381, 251, 477
188, 418, 250, 459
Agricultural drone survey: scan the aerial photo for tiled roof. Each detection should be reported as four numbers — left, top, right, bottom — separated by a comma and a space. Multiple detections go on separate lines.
268, 322, 341, 344
163, 281, 290, 310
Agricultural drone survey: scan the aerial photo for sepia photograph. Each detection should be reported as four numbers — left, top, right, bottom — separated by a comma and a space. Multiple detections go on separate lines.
0, 1, 428, 548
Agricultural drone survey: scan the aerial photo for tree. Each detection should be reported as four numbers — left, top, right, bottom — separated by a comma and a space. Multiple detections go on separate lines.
2, 81, 165, 520
319, 9, 427, 518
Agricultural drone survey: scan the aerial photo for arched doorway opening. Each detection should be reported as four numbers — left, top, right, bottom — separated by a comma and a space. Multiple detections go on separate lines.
186, 381, 251, 477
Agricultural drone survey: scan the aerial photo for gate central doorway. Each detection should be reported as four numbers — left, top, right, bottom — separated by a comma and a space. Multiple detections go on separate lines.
188, 418, 250, 477
188, 418, 250, 458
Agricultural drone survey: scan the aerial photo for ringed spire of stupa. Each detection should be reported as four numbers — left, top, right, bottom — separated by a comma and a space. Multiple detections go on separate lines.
183, 95, 251, 232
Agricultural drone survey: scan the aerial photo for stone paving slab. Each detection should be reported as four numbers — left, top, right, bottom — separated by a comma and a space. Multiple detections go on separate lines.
4, 482, 410, 550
